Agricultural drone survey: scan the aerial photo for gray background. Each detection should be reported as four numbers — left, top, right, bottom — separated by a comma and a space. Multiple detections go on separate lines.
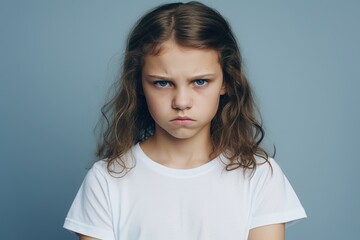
1, 0, 359, 239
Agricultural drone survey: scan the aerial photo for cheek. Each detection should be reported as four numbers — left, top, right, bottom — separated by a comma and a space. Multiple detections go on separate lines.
145, 97, 156, 111
211, 98, 221, 115
199, 94, 221, 117
144, 94, 165, 118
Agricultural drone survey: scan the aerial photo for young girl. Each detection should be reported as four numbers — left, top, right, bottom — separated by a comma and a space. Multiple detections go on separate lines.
64, 2, 306, 240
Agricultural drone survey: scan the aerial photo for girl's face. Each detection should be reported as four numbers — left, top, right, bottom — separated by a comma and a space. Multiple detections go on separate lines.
141, 40, 226, 142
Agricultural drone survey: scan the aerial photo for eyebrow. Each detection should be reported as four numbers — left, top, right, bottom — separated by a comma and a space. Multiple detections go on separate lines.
144, 73, 217, 80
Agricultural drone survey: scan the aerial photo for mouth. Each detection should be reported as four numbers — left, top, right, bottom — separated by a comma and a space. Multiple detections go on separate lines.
171, 116, 194, 121
170, 116, 195, 125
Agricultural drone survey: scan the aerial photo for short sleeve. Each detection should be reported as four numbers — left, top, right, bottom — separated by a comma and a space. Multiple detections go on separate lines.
249, 158, 307, 229
63, 162, 115, 240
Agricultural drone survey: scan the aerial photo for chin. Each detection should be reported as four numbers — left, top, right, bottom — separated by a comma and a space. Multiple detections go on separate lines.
155, 124, 206, 141
169, 132, 194, 140
165, 129, 198, 140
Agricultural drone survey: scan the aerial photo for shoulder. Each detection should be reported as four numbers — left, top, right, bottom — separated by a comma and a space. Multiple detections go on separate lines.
79, 160, 111, 191
90, 160, 110, 178
248, 156, 307, 227
255, 156, 282, 173
250, 156, 287, 185
90, 147, 137, 179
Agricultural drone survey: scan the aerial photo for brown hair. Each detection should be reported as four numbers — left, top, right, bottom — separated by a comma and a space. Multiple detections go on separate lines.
97, 1, 270, 174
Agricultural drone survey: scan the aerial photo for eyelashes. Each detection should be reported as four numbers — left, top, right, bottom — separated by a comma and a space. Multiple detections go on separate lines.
153, 79, 209, 88
154, 80, 171, 88
193, 79, 207, 86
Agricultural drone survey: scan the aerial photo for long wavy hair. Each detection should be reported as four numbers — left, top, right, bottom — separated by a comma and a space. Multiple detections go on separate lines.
97, 1, 270, 174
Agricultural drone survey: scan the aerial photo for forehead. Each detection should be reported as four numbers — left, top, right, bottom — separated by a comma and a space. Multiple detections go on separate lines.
142, 40, 221, 76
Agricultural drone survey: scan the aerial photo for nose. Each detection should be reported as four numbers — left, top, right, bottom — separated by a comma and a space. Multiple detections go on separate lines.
172, 88, 192, 110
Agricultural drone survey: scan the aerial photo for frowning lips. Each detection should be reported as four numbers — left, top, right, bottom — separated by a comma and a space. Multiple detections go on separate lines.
170, 116, 195, 125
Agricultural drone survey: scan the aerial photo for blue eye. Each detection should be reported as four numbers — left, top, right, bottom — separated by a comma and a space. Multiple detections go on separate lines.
194, 79, 208, 86
154, 81, 170, 88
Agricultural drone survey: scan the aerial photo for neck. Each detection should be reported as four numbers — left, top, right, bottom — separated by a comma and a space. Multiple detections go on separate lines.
140, 131, 213, 169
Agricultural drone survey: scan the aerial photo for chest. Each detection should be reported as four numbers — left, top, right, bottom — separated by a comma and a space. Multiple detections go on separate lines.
108, 170, 253, 240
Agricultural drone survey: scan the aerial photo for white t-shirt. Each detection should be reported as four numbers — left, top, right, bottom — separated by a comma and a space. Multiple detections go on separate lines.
64, 143, 306, 240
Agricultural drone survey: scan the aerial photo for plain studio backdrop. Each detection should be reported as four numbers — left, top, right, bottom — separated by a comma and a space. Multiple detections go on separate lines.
1, 0, 359, 239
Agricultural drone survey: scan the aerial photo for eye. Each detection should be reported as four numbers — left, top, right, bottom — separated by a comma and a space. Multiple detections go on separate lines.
154, 81, 171, 88
193, 79, 208, 86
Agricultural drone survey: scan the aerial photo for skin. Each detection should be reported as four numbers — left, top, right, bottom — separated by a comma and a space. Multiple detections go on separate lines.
79, 40, 285, 239
248, 224, 285, 240
140, 40, 226, 169
79, 235, 98, 240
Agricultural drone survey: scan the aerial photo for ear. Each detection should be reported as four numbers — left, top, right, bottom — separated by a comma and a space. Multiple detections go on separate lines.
220, 81, 226, 95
